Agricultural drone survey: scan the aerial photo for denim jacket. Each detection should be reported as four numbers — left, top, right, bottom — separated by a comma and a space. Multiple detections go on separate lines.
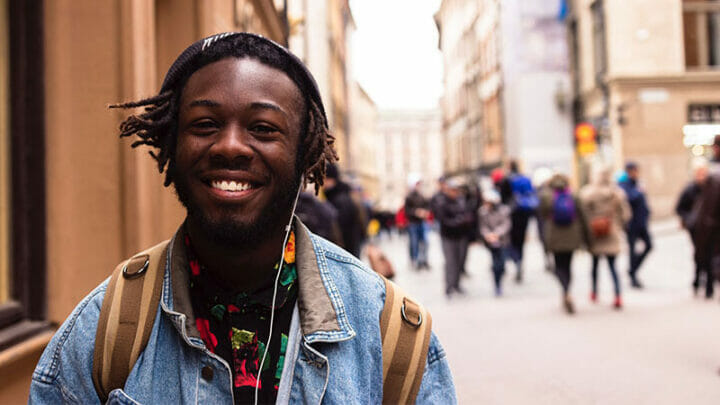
29, 220, 456, 404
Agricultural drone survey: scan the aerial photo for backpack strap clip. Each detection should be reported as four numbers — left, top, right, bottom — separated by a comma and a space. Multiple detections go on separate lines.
401, 297, 423, 328
122, 254, 150, 279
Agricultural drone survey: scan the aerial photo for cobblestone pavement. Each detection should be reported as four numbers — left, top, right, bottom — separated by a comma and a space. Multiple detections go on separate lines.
365, 221, 720, 404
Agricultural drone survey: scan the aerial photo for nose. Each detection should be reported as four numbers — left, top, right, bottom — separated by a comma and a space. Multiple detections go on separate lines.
209, 124, 253, 166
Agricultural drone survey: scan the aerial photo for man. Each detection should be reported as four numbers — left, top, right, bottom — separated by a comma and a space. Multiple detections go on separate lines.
323, 163, 366, 257
675, 162, 710, 297
619, 161, 652, 288
404, 178, 430, 269
435, 179, 474, 297
295, 189, 342, 245
506, 160, 538, 283
30, 33, 455, 404
694, 135, 720, 301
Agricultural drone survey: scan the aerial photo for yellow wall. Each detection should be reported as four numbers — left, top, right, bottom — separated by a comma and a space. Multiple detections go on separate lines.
0, 0, 8, 304
0, 1, 288, 401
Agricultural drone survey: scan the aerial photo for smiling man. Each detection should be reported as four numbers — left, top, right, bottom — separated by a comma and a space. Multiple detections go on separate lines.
29, 33, 455, 404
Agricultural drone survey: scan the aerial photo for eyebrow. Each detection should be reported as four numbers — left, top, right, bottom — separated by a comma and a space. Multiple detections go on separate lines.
187, 99, 287, 117
188, 99, 220, 108
249, 101, 287, 117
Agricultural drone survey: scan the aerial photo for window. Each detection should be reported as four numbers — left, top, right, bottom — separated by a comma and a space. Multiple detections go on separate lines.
591, 0, 607, 81
0, 0, 48, 351
683, 0, 720, 69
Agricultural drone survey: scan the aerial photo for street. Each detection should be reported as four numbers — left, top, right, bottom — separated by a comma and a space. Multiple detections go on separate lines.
367, 221, 720, 404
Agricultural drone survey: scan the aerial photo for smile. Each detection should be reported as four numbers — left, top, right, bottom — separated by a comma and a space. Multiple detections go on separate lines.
210, 180, 254, 192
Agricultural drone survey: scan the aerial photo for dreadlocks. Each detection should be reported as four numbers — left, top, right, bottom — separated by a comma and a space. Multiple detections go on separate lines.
111, 34, 337, 193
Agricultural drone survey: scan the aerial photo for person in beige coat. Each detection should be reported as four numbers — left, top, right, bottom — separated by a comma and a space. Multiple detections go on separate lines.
579, 167, 631, 309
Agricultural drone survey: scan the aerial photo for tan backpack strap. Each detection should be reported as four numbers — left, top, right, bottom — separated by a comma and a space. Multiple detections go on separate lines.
92, 240, 169, 402
380, 276, 433, 405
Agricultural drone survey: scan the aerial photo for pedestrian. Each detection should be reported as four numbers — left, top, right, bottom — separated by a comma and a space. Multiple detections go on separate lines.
295, 190, 343, 245
539, 174, 585, 314
430, 176, 447, 218
675, 161, 711, 297
436, 178, 475, 297
29, 33, 456, 404
479, 190, 511, 297
324, 163, 367, 257
693, 135, 720, 301
580, 166, 631, 309
619, 161, 652, 288
533, 167, 555, 272
405, 178, 431, 269
506, 160, 539, 283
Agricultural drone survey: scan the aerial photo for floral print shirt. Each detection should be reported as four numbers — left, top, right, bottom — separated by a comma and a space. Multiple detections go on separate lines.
185, 230, 298, 405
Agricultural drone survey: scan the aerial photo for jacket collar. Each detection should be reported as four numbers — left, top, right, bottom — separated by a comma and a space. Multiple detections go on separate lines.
161, 217, 355, 343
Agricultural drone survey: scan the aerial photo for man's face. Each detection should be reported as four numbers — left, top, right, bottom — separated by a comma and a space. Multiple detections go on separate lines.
627, 167, 639, 180
173, 57, 305, 247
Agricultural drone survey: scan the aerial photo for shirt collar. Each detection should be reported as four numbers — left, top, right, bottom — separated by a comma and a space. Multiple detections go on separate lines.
162, 217, 355, 343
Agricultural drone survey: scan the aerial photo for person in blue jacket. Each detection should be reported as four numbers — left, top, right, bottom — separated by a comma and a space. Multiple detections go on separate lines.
619, 161, 652, 288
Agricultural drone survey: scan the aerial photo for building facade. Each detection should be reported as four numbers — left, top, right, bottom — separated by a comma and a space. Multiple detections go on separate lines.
436, 0, 574, 179
435, 0, 501, 176
0, 1, 288, 402
287, 0, 354, 168
568, 0, 720, 216
376, 110, 444, 211
348, 82, 381, 200
501, 0, 574, 177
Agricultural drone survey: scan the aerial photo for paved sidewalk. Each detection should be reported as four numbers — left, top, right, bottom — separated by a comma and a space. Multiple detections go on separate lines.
367, 221, 720, 404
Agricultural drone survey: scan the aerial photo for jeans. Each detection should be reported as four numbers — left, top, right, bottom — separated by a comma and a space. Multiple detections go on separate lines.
489, 247, 506, 293
553, 251, 573, 294
592, 255, 620, 296
628, 226, 652, 278
441, 236, 469, 294
408, 222, 428, 265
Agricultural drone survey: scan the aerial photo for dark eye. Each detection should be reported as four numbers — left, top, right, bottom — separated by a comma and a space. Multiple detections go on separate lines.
250, 123, 279, 135
189, 119, 219, 135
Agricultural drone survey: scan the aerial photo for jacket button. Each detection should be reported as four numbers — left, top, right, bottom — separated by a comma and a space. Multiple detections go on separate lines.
201, 365, 214, 381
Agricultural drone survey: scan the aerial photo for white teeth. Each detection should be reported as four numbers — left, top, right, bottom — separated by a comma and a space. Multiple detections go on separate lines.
211, 180, 251, 192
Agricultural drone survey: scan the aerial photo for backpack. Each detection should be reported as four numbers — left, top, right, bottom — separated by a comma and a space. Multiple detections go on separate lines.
510, 175, 539, 212
552, 190, 576, 226
93, 241, 431, 404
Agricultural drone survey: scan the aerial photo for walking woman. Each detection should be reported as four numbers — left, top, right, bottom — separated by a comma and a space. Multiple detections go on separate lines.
539, 174, 586, 314
479, 190, 511, 297
579, 166, 631, 309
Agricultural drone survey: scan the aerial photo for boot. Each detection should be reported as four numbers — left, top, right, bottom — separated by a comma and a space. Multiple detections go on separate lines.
613, 295, 623, 310
563, 295, 575, 314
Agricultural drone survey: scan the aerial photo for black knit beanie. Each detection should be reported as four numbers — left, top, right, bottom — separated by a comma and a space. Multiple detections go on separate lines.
160, 32, 328, 129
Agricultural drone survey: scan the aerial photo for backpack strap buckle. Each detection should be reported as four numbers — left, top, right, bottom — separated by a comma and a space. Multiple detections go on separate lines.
122, 254, 150, 279
401, 298, 423, 328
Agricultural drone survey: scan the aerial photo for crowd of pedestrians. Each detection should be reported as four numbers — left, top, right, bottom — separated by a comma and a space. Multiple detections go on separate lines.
403, 159, 661, 315
297, 137, 720, 316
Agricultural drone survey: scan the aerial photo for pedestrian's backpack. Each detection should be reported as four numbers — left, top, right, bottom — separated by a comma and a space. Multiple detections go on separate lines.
552, 189, 575, 226
92, 241, 431, 405
510, 175, 539, 212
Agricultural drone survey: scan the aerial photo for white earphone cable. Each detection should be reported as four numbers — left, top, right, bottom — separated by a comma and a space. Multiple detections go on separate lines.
254, 177, 304, 405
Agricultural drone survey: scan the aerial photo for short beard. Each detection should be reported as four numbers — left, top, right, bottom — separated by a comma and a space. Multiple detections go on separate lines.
172, 166, 302, 249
